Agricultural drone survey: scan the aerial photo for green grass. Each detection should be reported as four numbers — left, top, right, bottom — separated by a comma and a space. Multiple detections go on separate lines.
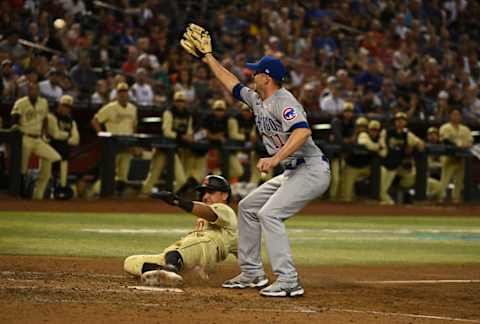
0, 212, 479, 265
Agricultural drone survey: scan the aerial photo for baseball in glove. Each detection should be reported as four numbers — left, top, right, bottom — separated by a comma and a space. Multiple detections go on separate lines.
181, 23, 212, 58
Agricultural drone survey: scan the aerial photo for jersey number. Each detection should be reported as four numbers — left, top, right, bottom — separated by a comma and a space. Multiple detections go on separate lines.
265, 134, 285, 150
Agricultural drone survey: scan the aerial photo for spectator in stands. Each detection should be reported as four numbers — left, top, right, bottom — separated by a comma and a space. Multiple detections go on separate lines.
204, 99, 229, 146
0, 29, 28, 66
129, 68, 154, 107
39, 69, 64, 102
377, 78, 396, 118
1, 59, 17, 99
356, 87, 382, 118
434, 90, 451, 122
320, 77, 345, 117
69, 50, 97, 100
122, 46, 139, 75
174, 68, 195, 103
228, 102, 261, 184
419, 57, 444, 101
193, 65, 211, 107
438, 109, 473, 203
91, 79, 110, 106
11, 80, 61, 199
463, 84, 480, 127
299, 82, 321, 122
341, 118, 382, 202
1, 0, 479, 205
329, 102, 356, 201
92, 34, 113, 69
47, 95, 80, 199
136, 37, 160, 72
59, 0, 87, 16
425, 126, 443, 200
109, 74, 127, 101
141, 91, 192, 196
91, 82, 138, 195
379, 112, 424, 205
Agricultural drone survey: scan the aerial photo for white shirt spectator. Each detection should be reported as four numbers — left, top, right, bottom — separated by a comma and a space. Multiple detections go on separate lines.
464, 97, 480, 120
38, 79, 63, 101
129, 83, 154, 106
320, 94, 345, 115
56, 0, 86, 15
173, 83, 195, 103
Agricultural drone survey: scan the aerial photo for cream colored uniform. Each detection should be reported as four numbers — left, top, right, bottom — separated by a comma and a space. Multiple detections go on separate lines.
47, 113, 80, 187
341, 131, 381, 202
141, 109, 192, 194
427, 154, 443, 200
379, 129, 421, 204
227, 117, 248, 179
124, 203, 238, 276
11, 96, 61, 199
94, 100, 137, 183
439, 122, 473, 202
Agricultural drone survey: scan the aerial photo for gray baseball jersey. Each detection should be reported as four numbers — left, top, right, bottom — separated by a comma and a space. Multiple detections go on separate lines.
238, 87, 323, 164
233, 84, 331, 284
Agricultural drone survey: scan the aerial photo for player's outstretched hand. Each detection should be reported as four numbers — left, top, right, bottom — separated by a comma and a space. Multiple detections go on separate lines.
150, 191, 180, 206
180, 38, 201, 58
182, 23, 212, 57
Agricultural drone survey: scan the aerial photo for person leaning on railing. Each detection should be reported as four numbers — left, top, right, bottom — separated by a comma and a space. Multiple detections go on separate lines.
91, 82, 138, 195
140, 90, 192, 197
438, 108, 474, 203
340, 118, 382, 202
10, 80, 61, 199
47, 95, 79, 199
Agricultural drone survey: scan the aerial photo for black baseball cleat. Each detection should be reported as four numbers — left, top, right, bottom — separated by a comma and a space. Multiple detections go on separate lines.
222, 273, 269, 289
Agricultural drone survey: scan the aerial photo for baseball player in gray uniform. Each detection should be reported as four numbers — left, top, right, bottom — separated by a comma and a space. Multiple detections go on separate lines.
180, 24, 330, 297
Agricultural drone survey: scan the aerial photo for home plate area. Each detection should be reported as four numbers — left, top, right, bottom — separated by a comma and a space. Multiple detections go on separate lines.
0, 256, 479, 324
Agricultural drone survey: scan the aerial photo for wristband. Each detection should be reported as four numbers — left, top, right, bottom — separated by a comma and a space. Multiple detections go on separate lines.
177, 197, 194, 213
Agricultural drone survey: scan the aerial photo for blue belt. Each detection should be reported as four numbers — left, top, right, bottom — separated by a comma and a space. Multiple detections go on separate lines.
285, 158, 306, 170
285, 156, 329, 170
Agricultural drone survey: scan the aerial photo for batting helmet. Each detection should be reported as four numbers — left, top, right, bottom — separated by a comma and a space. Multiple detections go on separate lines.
195, 175, 232, 202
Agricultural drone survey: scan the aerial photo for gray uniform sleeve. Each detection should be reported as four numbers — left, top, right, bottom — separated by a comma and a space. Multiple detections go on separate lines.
238, 86, 260, 112
273, 98, 309, 132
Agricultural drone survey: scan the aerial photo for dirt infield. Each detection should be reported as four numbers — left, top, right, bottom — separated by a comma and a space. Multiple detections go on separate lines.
1, 195, 480, 216
1, 198, 480, 323
0, 256, 479, 324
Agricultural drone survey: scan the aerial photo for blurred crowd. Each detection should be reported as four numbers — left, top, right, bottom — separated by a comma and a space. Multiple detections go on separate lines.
1, 0, 480, 125
0, 0, 479, 203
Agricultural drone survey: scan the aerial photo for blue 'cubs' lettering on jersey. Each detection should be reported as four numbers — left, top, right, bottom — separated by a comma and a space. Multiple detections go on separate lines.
282, 107, 297, 121
255, 115, 281, 134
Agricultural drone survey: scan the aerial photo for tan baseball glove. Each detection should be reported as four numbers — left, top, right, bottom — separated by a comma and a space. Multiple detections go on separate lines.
181, 23, 212, 57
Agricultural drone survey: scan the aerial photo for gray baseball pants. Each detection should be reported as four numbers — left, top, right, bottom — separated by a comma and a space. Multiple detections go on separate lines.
237, 156, 330, 282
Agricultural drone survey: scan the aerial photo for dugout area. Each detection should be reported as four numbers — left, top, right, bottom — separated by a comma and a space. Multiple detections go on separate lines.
0, 199, 479, 324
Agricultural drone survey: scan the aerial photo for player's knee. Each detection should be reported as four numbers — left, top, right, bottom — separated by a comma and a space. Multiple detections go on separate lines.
124, 255, 144, 276
257, 206, 278, 223
238, 196, 253, 212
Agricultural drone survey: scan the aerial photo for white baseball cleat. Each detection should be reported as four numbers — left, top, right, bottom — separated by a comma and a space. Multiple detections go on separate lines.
222, 273, 269, 289
141, 270, 184, 287
260, 280, 304, 297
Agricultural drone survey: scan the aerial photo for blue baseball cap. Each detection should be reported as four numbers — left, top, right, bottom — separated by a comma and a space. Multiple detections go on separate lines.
245, 56, 287, 82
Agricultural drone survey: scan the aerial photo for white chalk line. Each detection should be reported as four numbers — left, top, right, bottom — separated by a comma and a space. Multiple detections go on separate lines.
0, 270, 124, 279
231, 306, 480, 323
357, 279, 480, 284
3, 271, 480, 286
2, 278, 478, 322
329, 308, 480, 323
81, 227, 480, 234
